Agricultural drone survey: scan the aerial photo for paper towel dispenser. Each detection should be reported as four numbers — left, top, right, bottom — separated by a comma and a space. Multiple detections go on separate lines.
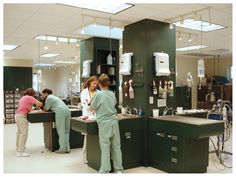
82, 60, 92, 78
153, 52, 171, 76
119, 52, 133, 75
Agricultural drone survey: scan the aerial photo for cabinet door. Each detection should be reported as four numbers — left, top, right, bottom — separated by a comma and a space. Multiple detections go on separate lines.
121, 131, 143, 167
148, 131, 167, 166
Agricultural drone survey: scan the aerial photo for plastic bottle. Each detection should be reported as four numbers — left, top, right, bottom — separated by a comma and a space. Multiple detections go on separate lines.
153, 80, 158, 95
222, 106, 227, 120
129, 84, 134, 99
138, 107, 144, 117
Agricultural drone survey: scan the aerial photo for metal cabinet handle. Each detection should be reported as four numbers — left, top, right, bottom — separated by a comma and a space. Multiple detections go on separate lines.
171, 146, 177, 152
125, 132, 131, 139
171, 157, 178, 163
172, 135, 178, 140
156, 133, 165, 137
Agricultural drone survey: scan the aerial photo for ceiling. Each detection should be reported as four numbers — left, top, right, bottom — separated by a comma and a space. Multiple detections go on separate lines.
3, 3, 232, 68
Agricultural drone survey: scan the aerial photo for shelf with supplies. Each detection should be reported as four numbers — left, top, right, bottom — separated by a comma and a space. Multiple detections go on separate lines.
4, 90, 22, 124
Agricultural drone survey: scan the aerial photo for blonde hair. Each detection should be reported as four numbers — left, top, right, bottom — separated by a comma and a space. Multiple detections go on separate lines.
98, 74, 111, 87
86, 76, 98, 88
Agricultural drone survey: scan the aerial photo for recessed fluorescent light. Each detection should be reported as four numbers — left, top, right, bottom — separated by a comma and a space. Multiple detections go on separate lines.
4, 44, 19, 51
34, 35, 79, 44
61, 1, 133, 14
54, 61, 77, 64
40, 53, 59, 58
174, 18, 225, 32
76, 24, 123, 39
34, 63, 55, 67
176, 45, 208, 51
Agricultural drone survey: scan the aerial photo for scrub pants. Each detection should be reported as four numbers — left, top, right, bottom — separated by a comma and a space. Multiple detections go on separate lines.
15, 114, 28, 152
55, 112, 71, 152
98, 120, 123, 173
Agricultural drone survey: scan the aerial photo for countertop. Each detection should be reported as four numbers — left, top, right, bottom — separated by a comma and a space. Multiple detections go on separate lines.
150, 115, 224, 126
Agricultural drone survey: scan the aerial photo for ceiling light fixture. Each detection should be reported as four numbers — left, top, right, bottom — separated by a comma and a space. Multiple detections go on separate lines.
3, 44, 19, 51
176, 45, 208, 51
188, 33, 192, 42
40, 53, 59, 58
44, 35, 48, 50
174, 18, 225, 32
60, 1, 133, 14
178, 32, 182, 40
54, 61, 77, 64
34, 35, 80, 44
56, 37, 59, 45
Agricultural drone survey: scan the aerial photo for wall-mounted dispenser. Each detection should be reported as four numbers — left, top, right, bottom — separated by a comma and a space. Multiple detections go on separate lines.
153, 52, 171, 76
119, 52, 133, 75
82, 60, 92, 78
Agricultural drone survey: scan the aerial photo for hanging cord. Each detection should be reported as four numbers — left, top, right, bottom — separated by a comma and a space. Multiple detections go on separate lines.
209, 137, 232, 168
109, 16, 112, 55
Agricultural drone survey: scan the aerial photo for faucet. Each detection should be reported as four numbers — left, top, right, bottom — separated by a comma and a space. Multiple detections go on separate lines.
126, 105, 132, 114
163, 107, 173, 116
133, 108, 138, 115
172, 109, 175, 116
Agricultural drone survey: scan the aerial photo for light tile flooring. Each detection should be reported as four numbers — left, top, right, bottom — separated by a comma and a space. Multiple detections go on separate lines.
3, 123, 232, 173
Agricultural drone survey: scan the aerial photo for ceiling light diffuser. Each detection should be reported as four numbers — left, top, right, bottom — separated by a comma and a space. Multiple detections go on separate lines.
174, 18, 225, 32
176, 45, 208, 51
61, 1, 133, 14
4, 44, 19, 51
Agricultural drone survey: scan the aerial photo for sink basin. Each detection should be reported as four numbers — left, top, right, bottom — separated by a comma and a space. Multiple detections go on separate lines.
117, 113, 140, 119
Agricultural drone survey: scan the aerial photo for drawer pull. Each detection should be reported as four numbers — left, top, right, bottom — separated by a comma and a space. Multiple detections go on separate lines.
156, 133, 165, 137
171, 157, 178, 163
171, 146, 177, 152
172, 136, 178, 140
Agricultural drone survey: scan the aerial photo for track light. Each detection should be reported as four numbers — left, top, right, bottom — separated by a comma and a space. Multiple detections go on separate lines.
178, 32, 182, 40
188, 33, 192, 42
56, 37, 59, 45
44, 35, 48, 50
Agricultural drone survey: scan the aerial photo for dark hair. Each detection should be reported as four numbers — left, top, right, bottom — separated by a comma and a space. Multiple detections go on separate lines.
24, 88, 36, 96
42, 88, 53, 95
86, 76, 98, 88
98, 74, 111, 87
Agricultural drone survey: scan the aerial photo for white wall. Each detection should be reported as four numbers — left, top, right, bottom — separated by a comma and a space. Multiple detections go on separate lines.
176, 55, 198, 108
33, 68, 57, 94
55, 65, 80, 98
4, 59, 33, 67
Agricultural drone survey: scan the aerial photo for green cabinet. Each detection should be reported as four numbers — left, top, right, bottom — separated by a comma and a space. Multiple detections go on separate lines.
149, 130, 209, 172
76, 118, 144, 171
120, 130, 144, 169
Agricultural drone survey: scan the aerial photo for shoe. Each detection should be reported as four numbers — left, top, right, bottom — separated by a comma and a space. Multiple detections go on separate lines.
66, 149, 71, 153
55, 149, 67, 154
116, 170, 123, 173
16, 152, 30, 157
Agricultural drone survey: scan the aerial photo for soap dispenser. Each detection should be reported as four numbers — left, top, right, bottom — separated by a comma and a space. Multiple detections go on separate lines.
124, 81, 129, 97
158, 81, 163, 98
162, 81, 167, 99
168, 81, 174, 97
129, 80, 134, 99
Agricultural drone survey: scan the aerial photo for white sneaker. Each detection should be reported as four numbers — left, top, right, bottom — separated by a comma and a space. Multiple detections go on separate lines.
16, 152, 30, 157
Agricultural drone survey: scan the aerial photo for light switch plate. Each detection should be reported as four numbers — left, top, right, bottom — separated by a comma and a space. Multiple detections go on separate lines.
149, 96, 154, 104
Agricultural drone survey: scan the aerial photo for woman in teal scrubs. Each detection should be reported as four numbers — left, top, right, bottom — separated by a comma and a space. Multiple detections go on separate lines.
42, 88, 71, 153
90, 74, 123, 173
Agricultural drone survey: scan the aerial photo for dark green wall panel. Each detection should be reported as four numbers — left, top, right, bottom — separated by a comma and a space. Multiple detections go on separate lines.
123, 19, 176, 116
4, 66, 32, 91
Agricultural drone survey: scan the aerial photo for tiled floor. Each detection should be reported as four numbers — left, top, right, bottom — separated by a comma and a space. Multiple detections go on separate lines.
3, 123, 232, 173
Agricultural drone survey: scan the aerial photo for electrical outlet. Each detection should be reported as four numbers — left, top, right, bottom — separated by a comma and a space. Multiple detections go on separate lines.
149, 96, 154, 104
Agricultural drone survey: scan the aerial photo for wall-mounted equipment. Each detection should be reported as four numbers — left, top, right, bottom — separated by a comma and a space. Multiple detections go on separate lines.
153, 52, 171, 76
82, 60, 92, 78
119, 52, 133, 75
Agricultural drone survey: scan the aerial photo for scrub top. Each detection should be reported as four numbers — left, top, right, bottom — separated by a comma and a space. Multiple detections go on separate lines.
44, 95, 70, 115
91, 90, 117, 124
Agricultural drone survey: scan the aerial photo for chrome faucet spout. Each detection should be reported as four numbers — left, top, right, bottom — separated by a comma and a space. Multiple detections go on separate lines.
163, 107, 173, 116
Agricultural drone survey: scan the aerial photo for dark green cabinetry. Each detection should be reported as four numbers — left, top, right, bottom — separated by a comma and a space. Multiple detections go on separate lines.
72, 117, 144, 171
4, 66, 32, 91
27, 110, 84, 151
